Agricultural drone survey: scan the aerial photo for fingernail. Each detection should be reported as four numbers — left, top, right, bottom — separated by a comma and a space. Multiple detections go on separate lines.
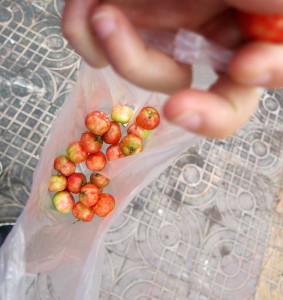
172, 113, 202, 132
92, 12, 116, 40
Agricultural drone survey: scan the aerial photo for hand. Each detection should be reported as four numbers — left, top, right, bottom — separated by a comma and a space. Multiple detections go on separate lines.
62, 0, 283, 138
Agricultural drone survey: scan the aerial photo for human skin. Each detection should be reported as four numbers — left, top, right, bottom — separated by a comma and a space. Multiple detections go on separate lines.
62, 0, 283, 138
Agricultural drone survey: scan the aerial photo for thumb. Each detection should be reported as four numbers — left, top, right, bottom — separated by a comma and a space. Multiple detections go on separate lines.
90, 4, 192, 94
224, 0, 283, 13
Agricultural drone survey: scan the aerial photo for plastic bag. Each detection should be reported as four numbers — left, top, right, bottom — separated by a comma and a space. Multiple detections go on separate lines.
0, 63, 201, 300
139, 28, 234, 72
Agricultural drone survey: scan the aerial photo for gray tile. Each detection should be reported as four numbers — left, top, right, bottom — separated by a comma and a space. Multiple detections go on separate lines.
1, 0, 283, 299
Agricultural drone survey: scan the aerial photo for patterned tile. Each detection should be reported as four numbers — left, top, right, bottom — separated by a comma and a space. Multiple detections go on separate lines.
1, 1, 283, 299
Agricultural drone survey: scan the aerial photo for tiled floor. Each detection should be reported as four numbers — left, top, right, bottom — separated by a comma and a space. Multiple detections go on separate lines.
1, 1, 283, 299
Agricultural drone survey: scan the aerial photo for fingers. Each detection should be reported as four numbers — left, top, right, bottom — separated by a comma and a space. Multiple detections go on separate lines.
61, 1, 273, 139
163, 75, 261, 138
90, 5, 192, 93
228, 42, 283, 88
62, 2, 192, 93
62, 0, 108, 67
224, 0, 283, 14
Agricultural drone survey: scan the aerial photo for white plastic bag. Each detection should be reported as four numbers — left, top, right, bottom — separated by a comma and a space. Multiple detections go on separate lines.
0, 63, 201, 300
139, 28, 234, 72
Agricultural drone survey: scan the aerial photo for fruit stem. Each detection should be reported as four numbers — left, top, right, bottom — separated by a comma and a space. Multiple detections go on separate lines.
73, 219, 81, 224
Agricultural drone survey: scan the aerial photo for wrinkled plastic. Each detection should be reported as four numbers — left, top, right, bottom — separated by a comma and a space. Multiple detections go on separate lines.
139, 28, 234, 72
0, 63, 201, 300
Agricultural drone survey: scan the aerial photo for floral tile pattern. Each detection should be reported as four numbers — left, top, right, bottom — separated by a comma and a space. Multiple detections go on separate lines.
1, 1, 283, 299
